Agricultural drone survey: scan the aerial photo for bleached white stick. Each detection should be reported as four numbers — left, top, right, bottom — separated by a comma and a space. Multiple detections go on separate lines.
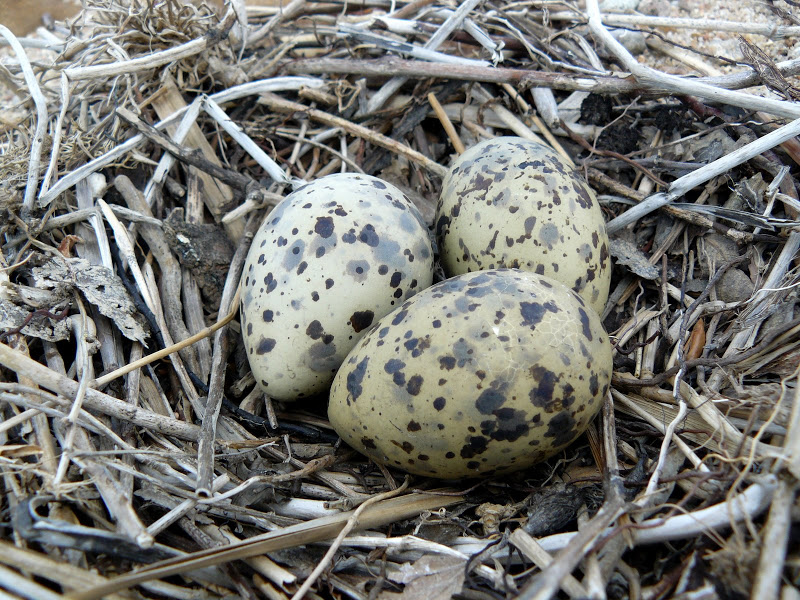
751, 477, 795, 600
341, 25, 491, 67
452, 476, 777, 555
606, 117, 800, 234
40, 73, 70, 196
0, 36, 65, 51
64, 39, 209, 80
201, 96, 294, 187
143, 96, 203, 206
585, 0, 800, 120
62, 7, 236, 80
363, 0, 485, 114
147, 474, 230, 537
97, 199, 156, 312
433, 10, 502, 64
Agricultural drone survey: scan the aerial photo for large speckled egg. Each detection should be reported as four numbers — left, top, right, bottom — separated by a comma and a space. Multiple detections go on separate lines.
329, 269, 612, 479
241, 173, 434, 401
436, 137, 611, 315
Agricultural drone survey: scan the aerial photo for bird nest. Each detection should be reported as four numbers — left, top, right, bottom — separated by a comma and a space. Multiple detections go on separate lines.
1, 1, 799, 598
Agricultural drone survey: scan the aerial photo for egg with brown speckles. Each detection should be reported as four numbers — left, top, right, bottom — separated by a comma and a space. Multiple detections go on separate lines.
328, 269, 612, 479
241, 173, 434, 401
436, 137, 611, 315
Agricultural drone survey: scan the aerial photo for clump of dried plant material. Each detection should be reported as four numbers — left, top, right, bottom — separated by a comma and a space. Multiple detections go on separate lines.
1, 0, 800, 598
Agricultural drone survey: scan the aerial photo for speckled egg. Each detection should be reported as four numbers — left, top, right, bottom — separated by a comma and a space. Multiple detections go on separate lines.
436, 137, 611, 315
241, 173, 434, 401
328, 269, 612, 479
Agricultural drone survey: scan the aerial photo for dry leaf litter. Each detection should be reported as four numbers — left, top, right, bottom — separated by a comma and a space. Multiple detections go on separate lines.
1, 0, 800, 599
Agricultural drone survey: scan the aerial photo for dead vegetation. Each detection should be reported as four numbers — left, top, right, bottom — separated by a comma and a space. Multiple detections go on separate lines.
1, 0, 799, 598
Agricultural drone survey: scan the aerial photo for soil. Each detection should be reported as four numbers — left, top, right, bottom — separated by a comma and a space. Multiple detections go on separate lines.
0, 0, 285, 36
639, 0, 800, 70
0, 0, 81, 36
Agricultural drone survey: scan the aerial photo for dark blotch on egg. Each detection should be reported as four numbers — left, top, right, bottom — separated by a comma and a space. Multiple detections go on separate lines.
350, 310, 375, 333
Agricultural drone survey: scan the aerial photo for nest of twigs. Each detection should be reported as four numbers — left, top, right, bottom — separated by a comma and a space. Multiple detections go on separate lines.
1, 0, 799, 598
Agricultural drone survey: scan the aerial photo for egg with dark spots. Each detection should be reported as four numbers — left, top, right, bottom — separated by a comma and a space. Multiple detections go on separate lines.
241, 173, 434, 400
329, 269, 612, 479
436, 137, 611, 315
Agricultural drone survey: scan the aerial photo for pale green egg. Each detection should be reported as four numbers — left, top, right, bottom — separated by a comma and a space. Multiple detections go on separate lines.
241, 173, 433, 401
329, 269, 612, 479
436, 137, 611, 315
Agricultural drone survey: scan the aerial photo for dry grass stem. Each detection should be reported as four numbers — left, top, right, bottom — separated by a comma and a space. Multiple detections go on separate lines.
510, 529, 588, 598
427, 91, 465, 155
258, 92, 448, 177
550, 11, 800, 38
290, 478, 410, 600
0, 24, 47, 212
197, 217, 256, 496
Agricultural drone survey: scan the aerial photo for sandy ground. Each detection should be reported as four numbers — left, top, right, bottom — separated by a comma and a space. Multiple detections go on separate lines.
642, 0, 800, 68
0, 0, 287, 35
0, 0, 81, 36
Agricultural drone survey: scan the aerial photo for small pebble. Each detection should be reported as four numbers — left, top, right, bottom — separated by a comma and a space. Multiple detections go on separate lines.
599, 0, 640, 12
688, 130, 737, 164
699, 233, 740, 274
637, 0, 672, 16
612, 30, 647, 55
717, 269, 753, 303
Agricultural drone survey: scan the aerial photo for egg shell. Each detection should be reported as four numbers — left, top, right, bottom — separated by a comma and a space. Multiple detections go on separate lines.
436, 137, 611, 315
241, 173, 434, 400
329, 269, 612, 479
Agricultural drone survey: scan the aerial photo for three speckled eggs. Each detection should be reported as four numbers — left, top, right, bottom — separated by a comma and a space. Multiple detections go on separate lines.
241, 138, 614, 478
